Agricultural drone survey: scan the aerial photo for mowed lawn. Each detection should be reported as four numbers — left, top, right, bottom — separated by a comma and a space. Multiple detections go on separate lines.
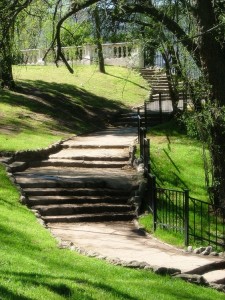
0, 66, 224, 299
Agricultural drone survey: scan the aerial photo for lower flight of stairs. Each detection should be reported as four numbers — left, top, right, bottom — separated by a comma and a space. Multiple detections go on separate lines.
112, 109, 139, 128
10, 129, 138, 224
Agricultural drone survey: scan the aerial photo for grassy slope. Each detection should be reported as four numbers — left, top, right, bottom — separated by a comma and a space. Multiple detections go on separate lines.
0, 65, 149, 151
0, 66, 224, 299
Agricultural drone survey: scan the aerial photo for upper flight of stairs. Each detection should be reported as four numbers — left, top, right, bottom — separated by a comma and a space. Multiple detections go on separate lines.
10, 128, 138, 224
140, 68, 171, 102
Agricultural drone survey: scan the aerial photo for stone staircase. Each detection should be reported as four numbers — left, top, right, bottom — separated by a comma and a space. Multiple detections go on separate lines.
10, 128, 139, 224
109, 68, 174, 129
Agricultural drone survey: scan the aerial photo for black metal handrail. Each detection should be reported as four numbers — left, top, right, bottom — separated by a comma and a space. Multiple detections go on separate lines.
188, 197, 225, 249
149, 183, 225, 249
137, 99, 225, 249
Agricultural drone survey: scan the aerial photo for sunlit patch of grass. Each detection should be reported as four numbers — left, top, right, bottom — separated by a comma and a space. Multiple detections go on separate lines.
149, 120, 208, 200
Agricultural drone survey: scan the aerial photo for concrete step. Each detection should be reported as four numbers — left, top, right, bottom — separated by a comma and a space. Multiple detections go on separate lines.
32, 203, 133, 216
29, 159, 129, 168
23, 187, 132, 197
63, 144, 130, 149
42, 212, 136, 223
49, 148, 130, 161
16, 177, 107, 189
27, 195, 129, 205
143, 76, 168, 81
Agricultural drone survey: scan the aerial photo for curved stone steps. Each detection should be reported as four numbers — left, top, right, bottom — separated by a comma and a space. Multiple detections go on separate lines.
11, 127, 138, 223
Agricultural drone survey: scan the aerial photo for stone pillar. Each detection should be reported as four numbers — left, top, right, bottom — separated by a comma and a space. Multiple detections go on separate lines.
83, 44, 93, 65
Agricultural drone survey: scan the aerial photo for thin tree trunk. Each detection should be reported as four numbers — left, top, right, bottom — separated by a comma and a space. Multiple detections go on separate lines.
0, 30, 15, 89
93, 6, 105, 74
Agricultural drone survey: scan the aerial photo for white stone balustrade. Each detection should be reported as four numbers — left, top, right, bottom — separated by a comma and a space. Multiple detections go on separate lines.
19, 42, 144, 68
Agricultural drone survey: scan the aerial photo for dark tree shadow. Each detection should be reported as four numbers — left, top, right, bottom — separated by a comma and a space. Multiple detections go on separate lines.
0, 80, 129, 135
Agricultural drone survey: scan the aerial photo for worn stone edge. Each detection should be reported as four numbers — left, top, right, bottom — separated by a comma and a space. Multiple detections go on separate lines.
0, 136, 74, 204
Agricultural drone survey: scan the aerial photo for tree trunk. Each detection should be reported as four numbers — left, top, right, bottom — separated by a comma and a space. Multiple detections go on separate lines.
193, 0, 225, 105
0, 36, 15, 89
193, 1, 225, 206
93, 6, 105, 74
210, 117, 225, 207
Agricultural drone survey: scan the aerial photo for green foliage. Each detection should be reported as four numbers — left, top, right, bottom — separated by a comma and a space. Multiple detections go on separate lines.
61, 21, 92, 46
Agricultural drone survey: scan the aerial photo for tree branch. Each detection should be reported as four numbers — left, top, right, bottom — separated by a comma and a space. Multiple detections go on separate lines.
119, 2, 201, 67
49, 0, 100, 73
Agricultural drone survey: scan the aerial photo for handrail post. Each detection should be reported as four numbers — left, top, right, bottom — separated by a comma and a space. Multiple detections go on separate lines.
147, 138, 150, 174
140, 127, 146, 159
144, 101, 147, 130
159, 92, 163, 123
137, 107, 141, 142
151, 175, 157, 231
184, 189, 190, 246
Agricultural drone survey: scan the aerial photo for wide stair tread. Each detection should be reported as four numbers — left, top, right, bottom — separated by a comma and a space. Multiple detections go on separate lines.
32, 203, 132, 216
27, 195, 129, 205
42, 212, 135, 223
23, 187, 133, 196
49, 148, 129, 161
203, 269, 225, 284
31, 159, 129, 168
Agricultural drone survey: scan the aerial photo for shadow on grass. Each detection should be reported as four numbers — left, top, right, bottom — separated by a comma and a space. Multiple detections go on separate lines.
0, 268, 222, 300
0, 270, 138, 300
0, 79, 128, 135
149, 119, 186, 137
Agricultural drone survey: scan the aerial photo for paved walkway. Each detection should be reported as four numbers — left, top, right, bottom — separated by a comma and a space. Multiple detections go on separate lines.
45, 127, 225, 289
49, 221, 223, 273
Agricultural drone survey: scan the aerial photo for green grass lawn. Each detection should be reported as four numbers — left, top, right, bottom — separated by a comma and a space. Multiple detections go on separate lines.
0, 66, 224, 299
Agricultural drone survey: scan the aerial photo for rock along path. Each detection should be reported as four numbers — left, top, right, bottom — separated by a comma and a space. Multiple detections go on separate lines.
44, 127, 225, 291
